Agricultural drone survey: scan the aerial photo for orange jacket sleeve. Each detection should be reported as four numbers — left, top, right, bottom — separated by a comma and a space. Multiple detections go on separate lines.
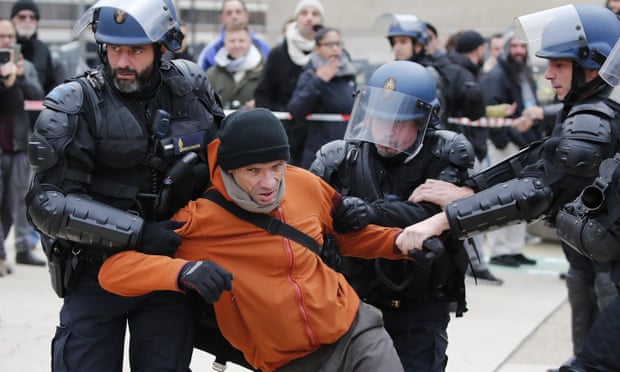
98, 251, 189, 296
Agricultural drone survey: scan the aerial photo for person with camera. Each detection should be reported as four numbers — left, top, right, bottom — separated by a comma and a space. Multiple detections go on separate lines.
310, 60, 473, 371
0, 18, 43, 274
24, 0, 223, 370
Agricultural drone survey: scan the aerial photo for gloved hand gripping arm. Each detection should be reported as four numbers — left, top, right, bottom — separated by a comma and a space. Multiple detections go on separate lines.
333, 196, 378, 233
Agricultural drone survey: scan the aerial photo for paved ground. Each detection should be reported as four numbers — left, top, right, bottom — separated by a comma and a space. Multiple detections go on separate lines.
0, 236, 571, 372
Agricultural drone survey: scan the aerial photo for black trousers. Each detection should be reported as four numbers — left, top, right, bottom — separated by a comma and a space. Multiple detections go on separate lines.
52, 267, 194, 372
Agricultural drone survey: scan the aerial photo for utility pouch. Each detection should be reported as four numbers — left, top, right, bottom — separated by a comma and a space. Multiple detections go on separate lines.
41, 236, 71, 298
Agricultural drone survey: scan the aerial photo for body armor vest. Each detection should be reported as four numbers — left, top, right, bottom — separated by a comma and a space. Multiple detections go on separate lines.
78, 63, 218, 219
331, 138, 469, 310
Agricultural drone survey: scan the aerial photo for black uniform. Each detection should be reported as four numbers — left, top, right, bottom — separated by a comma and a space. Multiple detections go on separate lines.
445, 81, 620, 239
555, 151, 620, 371
311, 129, 474, 372
26, 58, 223, 372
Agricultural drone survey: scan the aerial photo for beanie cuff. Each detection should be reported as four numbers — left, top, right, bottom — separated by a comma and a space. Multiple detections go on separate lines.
219, 146, 290, 171
11, 1, 40, 20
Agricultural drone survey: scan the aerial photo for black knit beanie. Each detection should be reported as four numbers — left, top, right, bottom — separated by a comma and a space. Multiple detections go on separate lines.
218, 108, 290, 171
456, 30, 485, 53
11, 0, 40, 20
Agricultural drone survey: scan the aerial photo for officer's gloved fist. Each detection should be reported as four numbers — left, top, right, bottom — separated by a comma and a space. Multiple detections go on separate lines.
333, 196, 377, 233
139, 220, 185, 257
178, 261, 233, 303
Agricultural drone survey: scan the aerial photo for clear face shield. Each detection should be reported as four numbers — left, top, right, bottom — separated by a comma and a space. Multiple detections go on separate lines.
72, 0, 177, 43
344, 85, 435, 162
514, 5, 588, 60
375, 13, 424, 34
601, 38, 620, 86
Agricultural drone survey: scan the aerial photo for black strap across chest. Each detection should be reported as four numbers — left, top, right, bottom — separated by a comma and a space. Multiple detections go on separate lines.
203, 189, 321, 255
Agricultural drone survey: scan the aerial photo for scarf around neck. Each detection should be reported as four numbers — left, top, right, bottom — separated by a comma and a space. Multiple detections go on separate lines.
285, 23, 315, 66
221, 169, 286, 214
214, 44, 262, 74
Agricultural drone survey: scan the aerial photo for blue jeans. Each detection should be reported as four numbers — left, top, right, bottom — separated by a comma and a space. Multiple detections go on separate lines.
381, 301, 451, 372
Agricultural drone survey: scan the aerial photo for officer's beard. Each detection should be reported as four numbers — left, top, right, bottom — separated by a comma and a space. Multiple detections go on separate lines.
111, 65, 154, 94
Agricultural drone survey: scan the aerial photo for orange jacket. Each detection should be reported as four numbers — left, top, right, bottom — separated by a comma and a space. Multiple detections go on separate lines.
99, 139, 404, 371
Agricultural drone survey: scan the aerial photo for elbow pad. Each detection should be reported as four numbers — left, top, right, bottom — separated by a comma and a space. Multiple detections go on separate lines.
556, 209, 620, 263
445, 177, 553, 238
28, 191, 143, 251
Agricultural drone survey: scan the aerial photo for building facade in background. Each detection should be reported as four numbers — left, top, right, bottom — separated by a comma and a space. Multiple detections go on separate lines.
0, 0, 604, 82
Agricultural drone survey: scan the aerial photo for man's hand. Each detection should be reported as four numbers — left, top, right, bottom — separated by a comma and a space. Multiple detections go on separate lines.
396, 213, 450, 255
178, 261, 233, 303
0, 61, 17, 87
139, 220, 185, 257
409, 179, 473, 209
333, 196, 377, 233
315, 56, 340, 82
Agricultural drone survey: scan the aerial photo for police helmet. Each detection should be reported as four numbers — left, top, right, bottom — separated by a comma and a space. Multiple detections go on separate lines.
74, 0, 183, 52
383, 14, 429, 46
517, 4, 620, 70
344, 61, 439, 162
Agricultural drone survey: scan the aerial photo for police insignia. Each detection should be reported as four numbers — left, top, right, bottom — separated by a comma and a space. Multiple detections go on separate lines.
383, 78, 396, 97
173, 133, 204, 155
114, 9, 127, 24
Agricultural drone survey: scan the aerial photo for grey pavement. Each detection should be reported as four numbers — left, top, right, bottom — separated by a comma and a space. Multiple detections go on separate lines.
0, 236, 571, 372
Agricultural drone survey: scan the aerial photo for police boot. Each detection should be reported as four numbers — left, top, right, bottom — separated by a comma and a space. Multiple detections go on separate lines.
15, 250, 46, 266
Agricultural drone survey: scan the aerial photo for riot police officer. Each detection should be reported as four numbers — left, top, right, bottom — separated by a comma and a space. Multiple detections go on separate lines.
401, 4, 620, 252
380, 14, 501, 284
311, 60, 474, 371
400, 5, 620, 351
556, 152, 620, 371
25, 1, 223, 371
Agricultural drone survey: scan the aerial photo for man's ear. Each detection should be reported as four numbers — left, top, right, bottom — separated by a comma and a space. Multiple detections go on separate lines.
160, 44, 168, 55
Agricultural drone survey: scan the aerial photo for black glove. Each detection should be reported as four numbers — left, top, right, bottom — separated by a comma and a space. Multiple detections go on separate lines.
178, 261, 233, 303
408, 237, 445, 263
333, 196, 378, 233
139, 220, 185, 257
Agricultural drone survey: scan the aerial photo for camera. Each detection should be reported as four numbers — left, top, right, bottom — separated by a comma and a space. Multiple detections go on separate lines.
0, 49, 10, 65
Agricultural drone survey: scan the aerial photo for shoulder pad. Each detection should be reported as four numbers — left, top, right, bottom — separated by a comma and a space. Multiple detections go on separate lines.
561, 110, 612, 144
567, 100, 614, 119
167, 59, 224, 121
428, 130, 475, 169
309, 139, 347, 179
169, 59, 211, 92
44, 81, 83, 114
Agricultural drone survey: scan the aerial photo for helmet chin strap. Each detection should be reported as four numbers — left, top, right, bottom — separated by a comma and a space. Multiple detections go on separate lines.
565, 61, 605, 105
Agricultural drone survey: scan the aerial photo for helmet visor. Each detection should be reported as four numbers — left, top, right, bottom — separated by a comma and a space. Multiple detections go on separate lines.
344, 85, 434, 157
601, 38, 620, 86
514, 5, 587, 60
73, 0, 175, 44
375, 13, 423, 33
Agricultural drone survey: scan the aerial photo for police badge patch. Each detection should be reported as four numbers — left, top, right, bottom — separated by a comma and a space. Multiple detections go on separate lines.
114, 9, 127, 24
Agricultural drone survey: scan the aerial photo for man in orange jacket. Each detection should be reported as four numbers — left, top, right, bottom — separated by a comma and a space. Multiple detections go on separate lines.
98, 108, 410, 371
